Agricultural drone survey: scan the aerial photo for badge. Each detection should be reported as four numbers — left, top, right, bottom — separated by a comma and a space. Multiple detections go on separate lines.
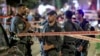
18, 24, 24, 30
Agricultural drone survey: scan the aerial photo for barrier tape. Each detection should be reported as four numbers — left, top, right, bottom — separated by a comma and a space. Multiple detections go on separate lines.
16, 31, 100, 36
0, 16, 12, 18
1, 16, 100, 42
15, 31, 100, 42
67, 35, 100, 42
0, 22, 11, 24
0, 21, 40, 24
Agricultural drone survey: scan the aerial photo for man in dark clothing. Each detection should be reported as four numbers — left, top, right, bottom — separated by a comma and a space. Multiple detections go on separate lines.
10, 4, 32, 56
41, 10, 62, 56
75, 9, 95, 56
34, 10, 41, 21
61, 10, 82, 56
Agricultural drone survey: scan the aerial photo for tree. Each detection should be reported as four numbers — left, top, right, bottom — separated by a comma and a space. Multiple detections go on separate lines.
6, 0, 20, 6
23, 0, 39, 8
0, 0, 5, 4
6, 0, 39, 8
61, 0, 68, 6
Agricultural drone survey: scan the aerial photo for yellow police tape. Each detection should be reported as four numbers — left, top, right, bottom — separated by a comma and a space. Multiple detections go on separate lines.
16, 31, 100, 42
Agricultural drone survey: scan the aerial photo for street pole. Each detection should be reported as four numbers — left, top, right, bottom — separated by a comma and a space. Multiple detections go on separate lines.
55, 0, 61, 9
20, 0, 22, 4
52, 0, 55, 6
97, 0, 100, 10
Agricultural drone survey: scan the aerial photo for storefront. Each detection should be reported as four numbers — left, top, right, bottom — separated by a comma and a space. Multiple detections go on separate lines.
0, 0, 7, 15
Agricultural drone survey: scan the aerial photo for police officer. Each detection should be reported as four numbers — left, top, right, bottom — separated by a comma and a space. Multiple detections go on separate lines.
10, 4, 31, 56
41, 10, 62, 56
75, 9, 95, 56
61, 10, 82, 56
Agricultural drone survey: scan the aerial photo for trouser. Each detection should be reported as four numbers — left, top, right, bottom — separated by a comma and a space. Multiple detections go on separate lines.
62, 48, 75, 56
62, 43, 76, 56
26, 42, 32, 56
75, 50, 88, 56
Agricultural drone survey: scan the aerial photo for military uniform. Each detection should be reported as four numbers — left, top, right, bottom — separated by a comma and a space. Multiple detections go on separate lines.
42, 22, 62, 56
75, 19, 95, 56
62, 20, 82, 56
10, 14, 31, 56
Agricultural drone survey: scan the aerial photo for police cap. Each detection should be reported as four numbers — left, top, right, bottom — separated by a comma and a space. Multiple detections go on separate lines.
47, 10, 57, 16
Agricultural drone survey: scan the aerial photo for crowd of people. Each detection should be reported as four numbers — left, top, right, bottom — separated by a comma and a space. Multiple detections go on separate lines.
0, 3, 98, 56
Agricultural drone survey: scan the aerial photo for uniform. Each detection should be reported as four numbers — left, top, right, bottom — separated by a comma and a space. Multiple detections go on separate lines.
42, 22, 62, 56
62, 20, 82, 56
10, 14, 31, 56
75, 19, 95, 56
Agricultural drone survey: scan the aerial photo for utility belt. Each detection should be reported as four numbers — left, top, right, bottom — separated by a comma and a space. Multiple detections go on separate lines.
66, 42, 75, 45
64, 42, 75, 45
62, 42, 75, 49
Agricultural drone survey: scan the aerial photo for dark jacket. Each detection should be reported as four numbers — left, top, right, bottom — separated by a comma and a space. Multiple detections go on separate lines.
63, 20, 82, 49
43, 22, 62, 52
76, 19, 95, 52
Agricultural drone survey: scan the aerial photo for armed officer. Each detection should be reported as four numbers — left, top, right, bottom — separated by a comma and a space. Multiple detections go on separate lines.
75, 9, 95, 56
10, 4, 31, 56
61, 10, 82, 56
41, 10, 62, 56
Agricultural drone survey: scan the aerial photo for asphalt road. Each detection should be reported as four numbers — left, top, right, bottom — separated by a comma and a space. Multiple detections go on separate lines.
31, 37, 41, 56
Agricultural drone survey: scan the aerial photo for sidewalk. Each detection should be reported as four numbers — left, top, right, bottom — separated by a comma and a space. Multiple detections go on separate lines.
31, 37, 41, 56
